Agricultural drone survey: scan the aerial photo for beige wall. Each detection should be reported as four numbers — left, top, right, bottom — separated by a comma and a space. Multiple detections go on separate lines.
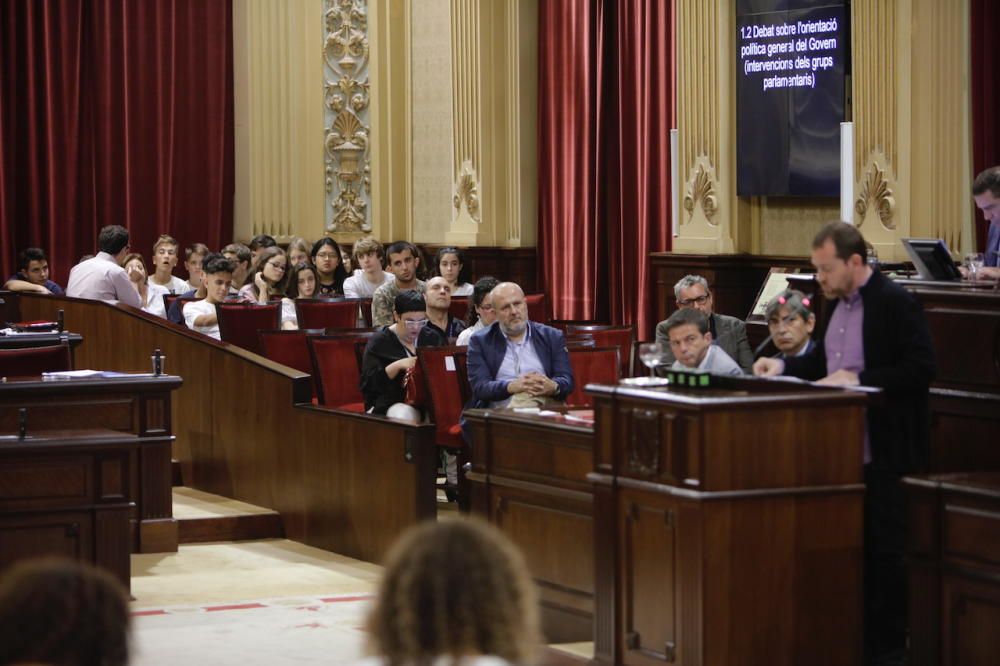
673, 0, 972, 260
233, 0, 539, 248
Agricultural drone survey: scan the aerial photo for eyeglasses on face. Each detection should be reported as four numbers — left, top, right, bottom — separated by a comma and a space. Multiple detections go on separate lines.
402, 318, 428, 328
677, 294, 710, 307
315, 252, 338, 260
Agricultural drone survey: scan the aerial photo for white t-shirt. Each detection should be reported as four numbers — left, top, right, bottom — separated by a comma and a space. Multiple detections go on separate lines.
281, 298, 298, 328
343, 269, 394, 298
142, 283, 170, 318
453, 282, 474, 296
183, 299, 221, 340
150, 274, 189, 294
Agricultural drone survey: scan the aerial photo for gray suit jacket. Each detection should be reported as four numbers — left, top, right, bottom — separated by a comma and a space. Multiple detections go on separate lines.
655, 312, 753, 373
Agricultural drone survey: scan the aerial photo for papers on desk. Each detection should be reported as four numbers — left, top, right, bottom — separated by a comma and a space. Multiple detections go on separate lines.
41, 370, 158, 380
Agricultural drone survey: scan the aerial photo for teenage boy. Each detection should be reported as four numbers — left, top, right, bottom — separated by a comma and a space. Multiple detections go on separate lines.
371, 241, 426, 327
183, 253, 234, 340
4, 248, 64, 295
149, 235, 189, 294
343, 236, 394, 298
181, 243, 209, 292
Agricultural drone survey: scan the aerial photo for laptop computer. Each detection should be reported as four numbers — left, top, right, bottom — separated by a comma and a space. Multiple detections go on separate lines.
901, 238, 963, 281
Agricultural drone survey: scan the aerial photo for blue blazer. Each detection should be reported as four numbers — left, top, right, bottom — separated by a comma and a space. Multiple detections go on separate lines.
466, 321, 575, 409
987, 221, 1000, 267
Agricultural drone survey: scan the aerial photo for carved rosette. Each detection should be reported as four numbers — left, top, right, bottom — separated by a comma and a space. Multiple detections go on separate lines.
683, 163, 718, 224
854, 163, 896, 229
453, 161, 480, 223
324, 0, 371, 233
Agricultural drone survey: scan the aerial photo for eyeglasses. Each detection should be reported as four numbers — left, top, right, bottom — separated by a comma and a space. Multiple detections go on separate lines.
315, 252, 338, 260
402, 318, 428, 328
677, 294, 710, 307
267, 262, 286, 271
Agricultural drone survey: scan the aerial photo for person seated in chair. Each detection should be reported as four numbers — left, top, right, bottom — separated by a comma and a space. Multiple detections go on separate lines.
183, 253, 234, 341
763, 289, 816, 359
663, 308, 742, 375
4, 247, 64, 295
360, 290, 440, 421
424, 276, 466, 343
466, 282, 574, 410
654, 274, 753, 372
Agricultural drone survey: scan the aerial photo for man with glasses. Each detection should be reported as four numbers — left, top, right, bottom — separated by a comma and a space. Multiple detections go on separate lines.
654, 274, 753, 372
360, 291, 440, 420
66, 225, 142, 308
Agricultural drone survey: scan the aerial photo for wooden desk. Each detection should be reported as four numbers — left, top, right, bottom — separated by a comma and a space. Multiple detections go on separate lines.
465, 407, 596, 643
0, 373, 182, 553
0, 428, 172, 590
588, 378, 867, 666
905, 472, 1000, 666
12, 292, 438, 564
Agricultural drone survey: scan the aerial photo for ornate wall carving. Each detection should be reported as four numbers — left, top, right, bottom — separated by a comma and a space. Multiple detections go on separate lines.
855, 159, 896, 230
324, 0, 372, 234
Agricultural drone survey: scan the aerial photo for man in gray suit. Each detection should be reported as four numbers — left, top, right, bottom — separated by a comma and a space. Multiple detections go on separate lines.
654, 274, 754, 372
663, 308, 742, 375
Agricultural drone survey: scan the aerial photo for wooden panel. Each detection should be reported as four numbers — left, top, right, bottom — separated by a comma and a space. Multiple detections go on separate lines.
619, 490, 678, 666
0, 511, 91, 566
418, 245, 538, 293
942, 577, 1000, 666
16, 293, 438, 564
0, 457, 90, 507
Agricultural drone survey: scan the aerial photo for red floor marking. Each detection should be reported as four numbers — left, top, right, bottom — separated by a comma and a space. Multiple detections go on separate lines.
132, 609, 168, 617
204, 602, 267, 612
319, 595, 372, 603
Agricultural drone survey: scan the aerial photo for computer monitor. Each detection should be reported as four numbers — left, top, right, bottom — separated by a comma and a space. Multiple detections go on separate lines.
901, 238, 962, 281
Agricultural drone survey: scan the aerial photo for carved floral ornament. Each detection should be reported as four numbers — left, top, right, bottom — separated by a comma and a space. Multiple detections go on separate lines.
324, 0, 371, 233
683, 163, 718, 223
453, 161, 480, 222
854, 164, 896, 229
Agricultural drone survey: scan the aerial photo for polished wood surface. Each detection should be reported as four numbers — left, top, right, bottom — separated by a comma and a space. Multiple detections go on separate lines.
905, 472, 1000, 666
465, 407, 596, 643
0, 331, 83, 351
419, 245, 538, 292
0, 373, 182, 553
0, 428, 172, 589
589, 379, 867, 666
13, 292, 438, 564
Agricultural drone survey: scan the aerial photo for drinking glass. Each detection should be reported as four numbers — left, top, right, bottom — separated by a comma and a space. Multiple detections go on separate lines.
965, 253, 985, 281
638, 343, 663, 378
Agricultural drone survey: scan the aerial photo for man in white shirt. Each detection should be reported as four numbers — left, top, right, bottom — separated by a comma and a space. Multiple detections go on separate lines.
66, 225, 143, 308
343, 236, 394, 298
663, 308, 742, 375
183, 253, 234, 340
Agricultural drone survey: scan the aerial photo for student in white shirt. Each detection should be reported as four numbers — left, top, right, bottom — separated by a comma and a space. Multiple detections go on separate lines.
66, 225, 143, 308
343, 236, 394, 298
433, 246, 474, 296
148, 234, 188, 294
280, 263, 319, 329
121, 253, 169, 318
456, 276, 500, 346
184, 254, 234, 340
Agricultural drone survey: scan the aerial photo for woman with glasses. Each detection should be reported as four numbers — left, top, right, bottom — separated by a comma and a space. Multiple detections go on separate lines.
310, 237, 349, 296
360, 291, 438, 421
237, 246, 288, 304
279, 263, 320, 329
456, 276, 500, 346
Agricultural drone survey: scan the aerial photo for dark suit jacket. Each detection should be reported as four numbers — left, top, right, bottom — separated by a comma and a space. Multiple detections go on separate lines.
655, 312, 754, 373
987, 220, 1000, 267
782, 270, 936, 475
466, 321, 575, 409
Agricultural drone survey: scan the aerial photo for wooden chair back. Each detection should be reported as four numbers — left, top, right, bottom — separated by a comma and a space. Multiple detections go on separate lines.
417, 346, 470, 450
0, 342, 73, 376
306, 335, 367, 412
566, 346, 620, 406
215, 302, 281, 355
567, 324, 636, 377
295, 299, 360, 330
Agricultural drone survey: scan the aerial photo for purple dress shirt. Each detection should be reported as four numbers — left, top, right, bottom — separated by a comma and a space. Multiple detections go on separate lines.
825, 273, 871, 463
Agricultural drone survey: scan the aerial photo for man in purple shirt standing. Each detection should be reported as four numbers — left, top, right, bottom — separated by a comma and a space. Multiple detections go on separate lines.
754, 221, 935, 666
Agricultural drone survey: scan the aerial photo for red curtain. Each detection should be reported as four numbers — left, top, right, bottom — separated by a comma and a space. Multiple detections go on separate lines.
971, 0, 1000, 252
538, 0, 674, 337
0, 0, 233, 284
538, 0, 605, 323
